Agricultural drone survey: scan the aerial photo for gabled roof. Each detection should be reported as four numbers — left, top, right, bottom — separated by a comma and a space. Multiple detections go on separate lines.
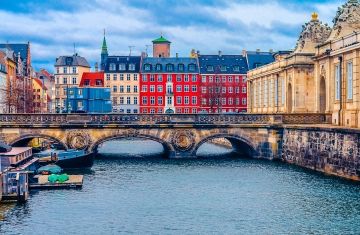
141, 57, 198, 73
198, 55, 248, 74
55, 54, 90, 68
33, 78, 47, 90
0, 43, 29, 61
79, 72, 104, 87
104, 56, 141, 73
152, 36, 171, 44
245, 51, 275, 70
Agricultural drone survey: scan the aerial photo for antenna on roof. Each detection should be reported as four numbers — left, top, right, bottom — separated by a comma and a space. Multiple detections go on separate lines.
128, 46, 135, 56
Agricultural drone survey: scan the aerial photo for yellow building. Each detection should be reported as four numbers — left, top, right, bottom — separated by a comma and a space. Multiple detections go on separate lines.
248, 13, 331, 114
32, 78, 48, 113
54, 54, 90, 113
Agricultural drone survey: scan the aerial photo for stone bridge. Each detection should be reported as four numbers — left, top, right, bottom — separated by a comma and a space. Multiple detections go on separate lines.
0, 114, 330, 159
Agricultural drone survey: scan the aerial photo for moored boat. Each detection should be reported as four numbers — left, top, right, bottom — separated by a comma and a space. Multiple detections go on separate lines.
33, 149, 94, 169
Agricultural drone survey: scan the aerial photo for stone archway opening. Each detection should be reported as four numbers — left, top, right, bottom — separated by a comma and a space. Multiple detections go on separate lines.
92, 136, 173, 159
11, 135, 67, 152
194, 135, 256, 158
319, 76, 326, 113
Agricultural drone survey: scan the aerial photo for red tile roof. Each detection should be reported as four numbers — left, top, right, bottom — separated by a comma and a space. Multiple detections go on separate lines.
79, 72, 104, 87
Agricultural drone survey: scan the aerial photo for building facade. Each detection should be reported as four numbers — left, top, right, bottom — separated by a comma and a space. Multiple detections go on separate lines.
54, 54, 91, 113
247, 13, 331, 114
140, 57, 200, 114
104, 56, 141, 114
36, 69, 54, 113
198, 54, 249, 113
0, 51, 6, 113
32, 78, 48, 113
152, 36, 171, 58
67, 87, 111, 113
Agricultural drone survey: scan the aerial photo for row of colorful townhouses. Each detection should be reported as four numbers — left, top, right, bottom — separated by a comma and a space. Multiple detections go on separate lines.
53, 35, 274, 114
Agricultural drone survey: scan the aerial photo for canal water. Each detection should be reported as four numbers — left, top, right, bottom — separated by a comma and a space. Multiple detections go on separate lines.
1, 140, 360, 234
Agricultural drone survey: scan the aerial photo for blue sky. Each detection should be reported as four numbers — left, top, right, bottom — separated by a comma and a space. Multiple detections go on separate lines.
0, 0, 345, 71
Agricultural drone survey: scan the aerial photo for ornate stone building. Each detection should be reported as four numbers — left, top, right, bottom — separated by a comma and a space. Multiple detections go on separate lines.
247, 13, 331, 114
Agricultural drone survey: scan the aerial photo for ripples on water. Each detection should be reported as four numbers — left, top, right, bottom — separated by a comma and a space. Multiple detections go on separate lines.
1, 140, 360, 234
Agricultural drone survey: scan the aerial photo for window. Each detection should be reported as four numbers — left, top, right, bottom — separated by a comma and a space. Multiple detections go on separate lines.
242, 77, 247, 83
202, 87, 206, 94
129, 64, 135, 71
134, 97, 138, 105
235, 87, 240, 93
127, 97, 131, 104
56, 77, 60, 84
119, 63, 126, 71
113, 97, 118, 105
192, 75, 197, 82
78, 89, 83, 96
209, 76, 213, 83
215, 76, 220, 83
335, 64, 340, 101
96, 80, 102, 86
188, 64, 196, 72
222, 87, 226, 94
184, 75, 189, 82
184, 96, 189, 105
120, 97, 124, 104
156, 64, 162, 71
150, 75, 155, 82
158, 108, 162, 114
347, 61, 353, 100
236, 98, 240, 105
144, 64, 151, 71
167, 97, 172, 105
184, 108, 189, 114
192, 85, 197, 92
150, 85, 155, 92
228, 87, 233, 93
63, 67, 67, 74
63, 77, 67, 84
110, 63, 116, 71
184, 85, 189, 92
176, 85, 182, 92
228, 98, 233, 105
158, 97, 163, 105
113, 86, 117, 92
242, 87, 247, 93
113, 74, 117, 81
176, 108, 182, 113
150, 109, 155, 114
167, 85, 173, 94
134, 74, 138, 81
228, 76, 233, 83
72, 77, 77, 84
158, 75, 163, 82
72, 67, 76, 74
127, 74, 131, 81
220, 65, 227, 72
142, 74, 147, 82
202, 98, 207, 105
120, 85, 124, 93
192, 96, 197, 105
142, 97, 147, 105
84, 80, 90, 86
127, 109, 131, 114
133, 109, 138, 114
222, 98, 226, 105
166, 64, 174, 72
222, 76, 226, 83
177, 97, 182, 104
56, 68, 60, 74
134, 86, 138, 93
207, 65, 214, 72
142, 85, 147, 92
167, 75, 172, 82
192, 108, 197, 114
242, 98, 247, 105
127, 85, 131, 93
235, 76, 240, 83
177, 75, 181, 82
178, 64, 184, 72
157, 85, 163, 92
233, 66, 240, 72
120, 74, 124, 81
202, 76, 206, 83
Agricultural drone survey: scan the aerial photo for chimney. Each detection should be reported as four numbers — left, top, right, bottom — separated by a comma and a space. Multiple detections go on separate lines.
242, 49, 247, 57
95, 62, 99, 72
218, 50, 222, 57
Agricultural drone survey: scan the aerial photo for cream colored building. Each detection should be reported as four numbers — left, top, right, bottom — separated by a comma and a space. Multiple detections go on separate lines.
248, 13, 331, 114
103, 56, 141, 114
54, 54, 90, 113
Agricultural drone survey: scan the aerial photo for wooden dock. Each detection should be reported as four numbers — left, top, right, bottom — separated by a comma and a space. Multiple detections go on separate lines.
30, 175, 83, 189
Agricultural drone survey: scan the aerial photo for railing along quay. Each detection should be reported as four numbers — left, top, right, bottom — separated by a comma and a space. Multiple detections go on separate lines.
0, 113, 331, 126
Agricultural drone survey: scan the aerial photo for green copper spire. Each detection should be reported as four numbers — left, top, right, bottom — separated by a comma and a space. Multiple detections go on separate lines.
101, 29, 108, 55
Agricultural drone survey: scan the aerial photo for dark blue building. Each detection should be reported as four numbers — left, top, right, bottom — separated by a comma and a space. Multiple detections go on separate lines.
66, 87, 112, 113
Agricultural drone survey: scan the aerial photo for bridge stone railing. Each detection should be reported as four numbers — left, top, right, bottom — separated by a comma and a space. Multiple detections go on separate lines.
0, 113, 331, 126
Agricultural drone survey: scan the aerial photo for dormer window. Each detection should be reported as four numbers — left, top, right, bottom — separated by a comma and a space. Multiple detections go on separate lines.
166, 64, 174, 72
119, 63, 126, 71
109, 63, 116, 71
233, 66, 240, 72
206, 65, 214, 72
144, 64, 151, 71
178, 64, 185, 72
188, 64, 196, 72
129, 64, 135, 71
156, 64, 162, 71
220, 65, 227, 72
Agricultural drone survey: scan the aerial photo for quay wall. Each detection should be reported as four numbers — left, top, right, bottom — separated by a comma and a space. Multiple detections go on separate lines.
281, 127, 360, 181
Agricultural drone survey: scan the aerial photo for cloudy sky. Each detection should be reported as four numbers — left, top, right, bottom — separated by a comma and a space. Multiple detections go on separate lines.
0, 0, 345, 71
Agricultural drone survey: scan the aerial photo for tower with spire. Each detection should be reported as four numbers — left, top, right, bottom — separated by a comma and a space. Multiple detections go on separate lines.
100, 29, 108, 71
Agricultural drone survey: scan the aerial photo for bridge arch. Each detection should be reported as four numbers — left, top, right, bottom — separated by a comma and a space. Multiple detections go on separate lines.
10, 134, 68, 149
192, 134, 258, 157
89, 134, 175, 157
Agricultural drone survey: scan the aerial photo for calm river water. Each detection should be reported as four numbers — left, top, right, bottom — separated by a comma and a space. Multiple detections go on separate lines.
1, 140, 360, 234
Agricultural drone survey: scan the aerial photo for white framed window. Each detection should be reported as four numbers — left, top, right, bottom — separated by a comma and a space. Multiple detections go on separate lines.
120, 86, 124, 93
177, 96, 182, 105
127, 85, 131, 93
127, 74, 131, 81
142, 85, 147, 92
134, 97, 138, 105
176, 85, 182, 92
158, 97, 163, 105
202, 76, 206, 83
127, 97, 131, 104
157, 85, 163, 92
150, 85, 155, 92
142, 97, 147, 105
120, 74, 124, 81
202, 87, 206, 94
184, 85, 189, 92
192, 96, 197, 105
192, 85, 197, 92
184, 96, 189, 105
113, 74, 117, 81
120, 97, 124, 104
150, 96, 155, 105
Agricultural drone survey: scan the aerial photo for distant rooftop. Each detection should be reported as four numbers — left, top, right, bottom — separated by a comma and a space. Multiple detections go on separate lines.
55, 54, 90, 68
152, 36, 171, 44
